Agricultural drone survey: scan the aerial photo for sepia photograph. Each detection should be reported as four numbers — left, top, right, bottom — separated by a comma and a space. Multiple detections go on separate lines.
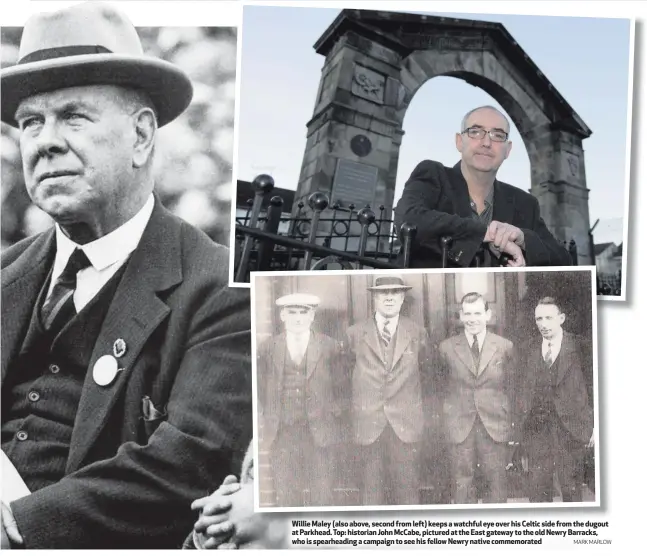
251, 267, 599, 511
232, 3, 633, 301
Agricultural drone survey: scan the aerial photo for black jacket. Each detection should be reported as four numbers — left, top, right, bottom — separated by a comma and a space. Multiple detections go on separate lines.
394, 160, 573, 268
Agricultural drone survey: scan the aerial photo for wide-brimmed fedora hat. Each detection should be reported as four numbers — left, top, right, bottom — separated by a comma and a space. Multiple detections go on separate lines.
367, 275, 412, 291
1, 1, 193, 128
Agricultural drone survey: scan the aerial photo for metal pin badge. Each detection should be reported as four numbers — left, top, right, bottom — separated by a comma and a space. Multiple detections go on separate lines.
93, 355, 121, 386
113, 338, 127, 358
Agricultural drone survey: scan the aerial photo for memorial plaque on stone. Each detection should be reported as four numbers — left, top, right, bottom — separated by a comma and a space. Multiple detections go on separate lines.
331, 159, 378, 209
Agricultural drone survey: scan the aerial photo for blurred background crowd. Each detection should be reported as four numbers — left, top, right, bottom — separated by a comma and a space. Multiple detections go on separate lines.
1, 25, 237, 250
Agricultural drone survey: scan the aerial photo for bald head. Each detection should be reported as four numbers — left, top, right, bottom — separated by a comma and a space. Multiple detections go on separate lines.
461, 105, 510, 135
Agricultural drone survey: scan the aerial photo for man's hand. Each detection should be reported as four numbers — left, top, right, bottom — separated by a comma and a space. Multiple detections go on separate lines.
485, 221, 525, 254
489, 240, 526, 267
1, 502, 22, 548
224, 482, 288, 549
191, 475, 241, 549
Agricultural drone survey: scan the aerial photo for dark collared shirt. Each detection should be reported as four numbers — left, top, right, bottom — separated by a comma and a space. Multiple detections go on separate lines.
469, 186, 494, 265
469, 186, 494, 225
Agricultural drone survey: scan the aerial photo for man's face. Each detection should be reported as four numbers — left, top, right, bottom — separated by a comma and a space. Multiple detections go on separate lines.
455, 107, 512, 174
460, 298, 491, 335
15, 85, 143, 229
534, 303, 565, 340
280, 306, 315, 334
374, 289, 405, 318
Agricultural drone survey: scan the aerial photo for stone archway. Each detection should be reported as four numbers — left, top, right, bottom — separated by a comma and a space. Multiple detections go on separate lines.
295, 9, 593, 263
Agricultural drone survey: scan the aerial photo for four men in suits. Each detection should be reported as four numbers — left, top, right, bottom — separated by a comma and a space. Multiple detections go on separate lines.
256, 282, 595, 509
439, 292, 516, 504
517, 297, 595, 502
394, 105, 572, 269
257, 294, 344, 507
1, 2, 251, 548
345, 276, 430, 505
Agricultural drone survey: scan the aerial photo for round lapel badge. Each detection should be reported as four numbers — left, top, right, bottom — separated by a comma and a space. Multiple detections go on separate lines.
93, 355, 120, 386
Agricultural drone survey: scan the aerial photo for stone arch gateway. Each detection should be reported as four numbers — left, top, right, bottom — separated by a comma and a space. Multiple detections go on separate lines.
294, 9, 593, 263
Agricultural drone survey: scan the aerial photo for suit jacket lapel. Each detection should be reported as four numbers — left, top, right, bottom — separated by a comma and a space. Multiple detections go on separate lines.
271, 333, 287, 389
478, 332, 498, 376
66, 201, 183, 473
391, 318, 413, 369
305, 333, 322, 379
492, 181, 516, 225
453, 334, 476, 376
449, 162, 475, 218
554, 333, 572, 386
362, 319, 383, 361
1, 229, 56, 381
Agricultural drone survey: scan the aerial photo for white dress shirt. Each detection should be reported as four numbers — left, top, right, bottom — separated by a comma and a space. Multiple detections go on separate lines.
375, 312, 400, 340
286, 330, 311, 364
465, 329, 487, 353
46, 194, 155, 312
542, 328, 564, 363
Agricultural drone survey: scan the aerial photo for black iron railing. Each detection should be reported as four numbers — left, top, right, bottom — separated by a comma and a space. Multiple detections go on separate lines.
233, 175, 579, 283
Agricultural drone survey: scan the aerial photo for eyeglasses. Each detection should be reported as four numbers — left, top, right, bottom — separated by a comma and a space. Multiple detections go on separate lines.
461, 126, 509, 143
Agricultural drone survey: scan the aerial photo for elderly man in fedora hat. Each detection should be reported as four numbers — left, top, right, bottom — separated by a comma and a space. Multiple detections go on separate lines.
0, 1, 251, 549
256, 293, 345, 508
345, 275, 430, 506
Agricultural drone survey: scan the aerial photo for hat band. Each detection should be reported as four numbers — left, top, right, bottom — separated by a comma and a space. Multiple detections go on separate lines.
18, 45, 113, 65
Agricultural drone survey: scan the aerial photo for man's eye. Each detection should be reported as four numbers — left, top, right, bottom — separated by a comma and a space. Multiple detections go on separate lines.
19, 117, 41, 130
64, 112, 87, 122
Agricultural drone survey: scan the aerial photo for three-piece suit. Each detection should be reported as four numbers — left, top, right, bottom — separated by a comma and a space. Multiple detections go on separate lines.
257, 331, 344, 507
346, 316, 430, 505
516, 332, 594, 502
1, 200, 252, 548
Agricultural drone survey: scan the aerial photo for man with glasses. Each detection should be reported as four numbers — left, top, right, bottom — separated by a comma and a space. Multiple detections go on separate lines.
394, 106, 572, 268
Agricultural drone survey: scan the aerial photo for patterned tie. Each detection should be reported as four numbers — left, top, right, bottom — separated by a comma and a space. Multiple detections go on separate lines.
381, 319, 392, 346
544, 342, 553, 367
471, 334, 480, 363
40, 248, 91, 333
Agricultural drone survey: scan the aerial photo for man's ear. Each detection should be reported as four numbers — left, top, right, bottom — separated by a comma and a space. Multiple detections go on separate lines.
132, 108, 157, 168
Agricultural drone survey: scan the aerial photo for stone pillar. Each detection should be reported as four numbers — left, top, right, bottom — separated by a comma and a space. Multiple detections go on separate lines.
526, 125, 593, 265
295, 32, 406, 252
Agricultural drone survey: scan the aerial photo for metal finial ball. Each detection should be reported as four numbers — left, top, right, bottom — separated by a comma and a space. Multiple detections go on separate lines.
252, 174, 275, 193
399, 222, 417, 237
440, 236, 453, 248
357, 207, 376, 225
308, 192, 329, 211
269, 195, 284, 207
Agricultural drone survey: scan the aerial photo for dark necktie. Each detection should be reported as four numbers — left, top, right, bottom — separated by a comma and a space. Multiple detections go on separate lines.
471, 334, 480, 363
41, 248, 91, 334
544, 342, 553, 367
381, 319, 392, 346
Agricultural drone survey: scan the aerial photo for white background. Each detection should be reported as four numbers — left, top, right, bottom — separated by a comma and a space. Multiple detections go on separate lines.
3, 1, 646, 553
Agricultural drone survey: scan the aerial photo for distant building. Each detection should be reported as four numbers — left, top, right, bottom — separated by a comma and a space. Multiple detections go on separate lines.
594, 242, 622, 294
594, 242, 622, 276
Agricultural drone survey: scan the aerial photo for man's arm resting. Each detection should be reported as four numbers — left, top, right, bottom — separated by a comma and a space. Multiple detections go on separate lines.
394, 161, 487, 266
